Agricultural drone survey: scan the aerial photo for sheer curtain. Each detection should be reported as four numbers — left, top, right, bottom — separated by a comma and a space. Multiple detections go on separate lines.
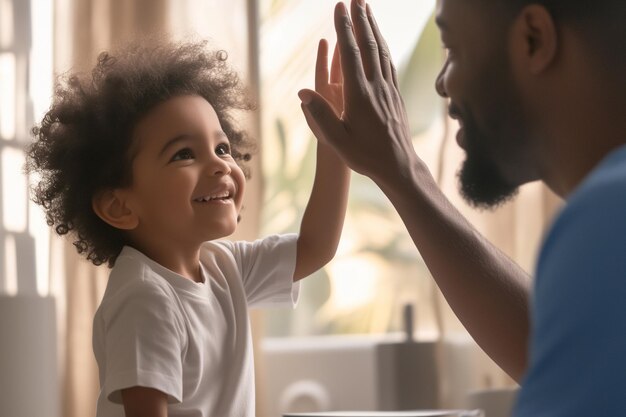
51, 1, 261, 416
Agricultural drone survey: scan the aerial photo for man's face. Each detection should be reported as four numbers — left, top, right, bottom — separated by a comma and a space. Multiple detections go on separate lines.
435, 0, 536, 209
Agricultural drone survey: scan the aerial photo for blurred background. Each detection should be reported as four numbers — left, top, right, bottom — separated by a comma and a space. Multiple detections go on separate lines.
0, 0, 562, 416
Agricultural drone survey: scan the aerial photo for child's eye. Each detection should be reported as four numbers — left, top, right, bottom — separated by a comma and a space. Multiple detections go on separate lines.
171, 148, 195, 162
216, 143, 231, 156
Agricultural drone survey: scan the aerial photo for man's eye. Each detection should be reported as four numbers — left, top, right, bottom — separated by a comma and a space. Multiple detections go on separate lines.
171, 148, 194, 161
216, 143, 231, 156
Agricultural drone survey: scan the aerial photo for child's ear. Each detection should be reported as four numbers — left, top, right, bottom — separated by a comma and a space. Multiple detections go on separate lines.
92, 189, 139, 230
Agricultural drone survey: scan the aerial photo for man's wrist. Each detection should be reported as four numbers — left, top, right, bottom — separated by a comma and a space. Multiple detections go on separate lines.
375, 158, 437, 204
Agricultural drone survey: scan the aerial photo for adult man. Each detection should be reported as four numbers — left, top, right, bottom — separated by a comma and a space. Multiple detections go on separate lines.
298, 0, 626, 415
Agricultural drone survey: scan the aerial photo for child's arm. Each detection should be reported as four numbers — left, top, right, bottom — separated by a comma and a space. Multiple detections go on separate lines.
294, 39, 351, 281
122, 387, 168, 417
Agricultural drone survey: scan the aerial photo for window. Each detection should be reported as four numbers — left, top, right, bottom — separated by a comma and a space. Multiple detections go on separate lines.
0, 0, 53, 296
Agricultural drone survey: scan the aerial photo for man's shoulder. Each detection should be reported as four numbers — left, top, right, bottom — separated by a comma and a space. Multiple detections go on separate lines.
552, 144, 626, 231
571, 144, 626, 206
536, 146, 626, 289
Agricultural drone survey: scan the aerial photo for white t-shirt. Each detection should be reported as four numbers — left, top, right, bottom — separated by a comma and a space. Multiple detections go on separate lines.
93, 233, 300, 417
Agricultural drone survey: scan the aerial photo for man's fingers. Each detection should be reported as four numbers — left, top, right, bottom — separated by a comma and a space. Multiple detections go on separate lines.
298, 89, 346, 147
334, 2, 366, 91
315, 39, 330, 92
350, 0, 381, 80
366, 4, 394, 83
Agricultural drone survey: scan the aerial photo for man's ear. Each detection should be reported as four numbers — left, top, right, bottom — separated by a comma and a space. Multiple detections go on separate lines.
92, 189, 139, 230
510, 4, 558, 74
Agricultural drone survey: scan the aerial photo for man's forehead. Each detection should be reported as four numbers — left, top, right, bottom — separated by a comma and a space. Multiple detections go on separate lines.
435, 0, 461, 31
436, 0, 491, 33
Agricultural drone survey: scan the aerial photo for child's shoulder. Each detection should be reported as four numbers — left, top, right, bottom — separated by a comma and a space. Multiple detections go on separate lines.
94, 247, 186, 340
200, 233, 298, 264
102, 246, 176, 306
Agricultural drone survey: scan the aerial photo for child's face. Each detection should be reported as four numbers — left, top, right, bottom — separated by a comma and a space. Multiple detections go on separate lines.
124, 95, 246, 251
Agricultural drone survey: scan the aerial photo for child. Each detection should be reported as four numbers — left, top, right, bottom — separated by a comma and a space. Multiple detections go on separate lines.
26, 38, 349, 417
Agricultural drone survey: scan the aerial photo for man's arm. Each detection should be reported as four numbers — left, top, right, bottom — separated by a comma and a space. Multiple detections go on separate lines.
121, 386, 168, 417
298, 0, 531, 381
294, 39, 351, 281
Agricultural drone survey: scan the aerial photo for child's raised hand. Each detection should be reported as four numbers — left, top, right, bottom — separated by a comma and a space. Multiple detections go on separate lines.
293, 38, 350, 282
315, 39, 343, 117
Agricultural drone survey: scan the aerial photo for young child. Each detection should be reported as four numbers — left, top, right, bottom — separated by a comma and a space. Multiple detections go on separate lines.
26, 38, 348, 417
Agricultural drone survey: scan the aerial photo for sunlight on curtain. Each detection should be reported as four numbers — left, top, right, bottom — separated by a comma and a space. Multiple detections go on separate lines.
0, 0, 52, 296
0, 1, 57, 416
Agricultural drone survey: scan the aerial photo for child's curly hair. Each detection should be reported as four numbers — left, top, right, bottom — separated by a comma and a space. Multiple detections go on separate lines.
26, 39, 255, 267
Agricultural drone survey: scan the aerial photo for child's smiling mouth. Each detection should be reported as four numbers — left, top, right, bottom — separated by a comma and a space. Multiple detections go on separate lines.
192, 184, 236, 204
193, 191, 233, 203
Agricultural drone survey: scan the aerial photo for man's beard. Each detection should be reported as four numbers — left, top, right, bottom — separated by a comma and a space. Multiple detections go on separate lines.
457, 114, 519, 210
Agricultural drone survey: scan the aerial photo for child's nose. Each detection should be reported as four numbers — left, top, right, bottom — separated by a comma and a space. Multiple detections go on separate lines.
206, 156, 231, 176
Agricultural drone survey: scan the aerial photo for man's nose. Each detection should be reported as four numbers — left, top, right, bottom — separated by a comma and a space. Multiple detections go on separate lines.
435, 65, 448, 98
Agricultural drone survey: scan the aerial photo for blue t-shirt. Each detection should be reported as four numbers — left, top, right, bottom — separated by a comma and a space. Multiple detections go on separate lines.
513, 145, 626, 416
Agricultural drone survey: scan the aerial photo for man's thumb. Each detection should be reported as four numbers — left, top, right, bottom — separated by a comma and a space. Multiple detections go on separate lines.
298, 89, 345, 145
